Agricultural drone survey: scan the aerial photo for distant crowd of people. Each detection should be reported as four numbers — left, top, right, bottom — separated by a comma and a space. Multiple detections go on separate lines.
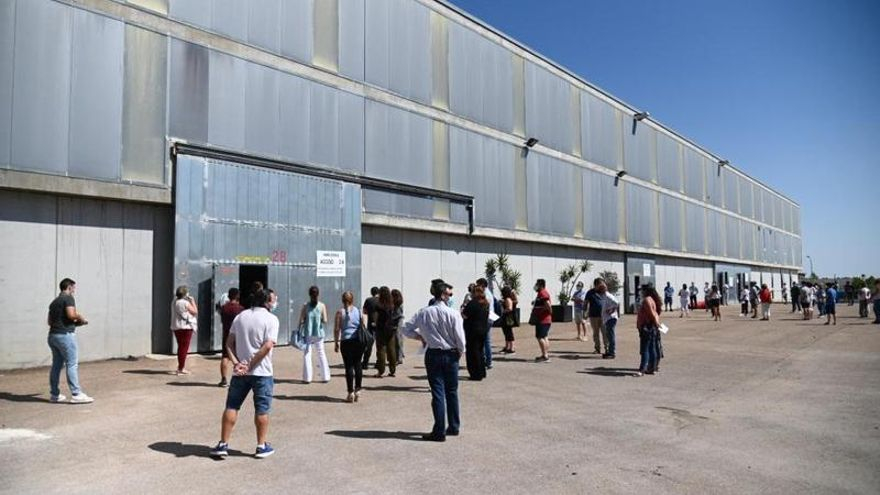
44, 273, 880, 459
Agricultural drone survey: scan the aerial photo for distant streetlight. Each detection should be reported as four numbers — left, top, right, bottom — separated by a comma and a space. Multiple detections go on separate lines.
806, 255, 815, 277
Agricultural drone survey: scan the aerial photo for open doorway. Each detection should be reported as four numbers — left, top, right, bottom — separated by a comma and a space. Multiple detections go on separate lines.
239, 265, 268, 308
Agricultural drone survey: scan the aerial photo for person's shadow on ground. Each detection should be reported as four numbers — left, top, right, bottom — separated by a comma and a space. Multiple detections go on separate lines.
0, 392, 48, 403
324, 430, 423, 441
577, 367, 640, 377
273, 394, 347, 403
148, 441, 248, 459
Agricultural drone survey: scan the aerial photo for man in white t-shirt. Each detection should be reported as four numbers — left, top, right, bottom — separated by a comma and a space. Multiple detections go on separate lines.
572, 281, 588, 341
211, 288, 279, 459
598, 281, 619, 359
858, 286, 871, 318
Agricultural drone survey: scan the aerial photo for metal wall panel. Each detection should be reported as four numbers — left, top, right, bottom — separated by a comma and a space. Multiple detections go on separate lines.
448, 21, 514, 132
762, 189, 773, 226
682, 147, 704, 201
312, 0, 338, 71
659, 194, 683, 251
363, 101, 432, 218
248, 0, 282, 54
169, 39, 209, 143
69, 9, 124, 180
685, 203, 706, 253
0, 0, 14, 167
11, 0, 71, 173
739, 177, 754, 219
705, 159, 722, 207
208, 50, 247, 150
244, 62, 280, 157
625, 183, 657, 247
624, 123, 656, 182
309, 83, 340, 168
793, 206, 801, 235
449, 126, 516, 229
707, 209, 722, 256
656, 132, 681, 192
338, 0, 365, 80
212, 0, 248, 41
583, 168, 619, 243
168, 0, 211, 28
122, 25, 167, 184
741, 221, 756, 260
725, 216, 740, 259
723, 168, 739, 213
279, 0, 313, 63
525, 61, 573, 153
526, 153, 574, 236
754, 186, 764, 223
581, 93, 622, 170
365, 0, 432, 104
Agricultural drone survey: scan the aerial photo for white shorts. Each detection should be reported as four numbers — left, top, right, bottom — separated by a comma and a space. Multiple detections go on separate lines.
574, 308, 585, 323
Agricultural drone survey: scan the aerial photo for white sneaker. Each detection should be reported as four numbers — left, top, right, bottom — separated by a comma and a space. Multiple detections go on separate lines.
50, 394, 67, 403
70, 393, 94, 404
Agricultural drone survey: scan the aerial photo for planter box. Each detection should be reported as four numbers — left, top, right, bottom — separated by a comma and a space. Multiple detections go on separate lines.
551, 305, 573, 323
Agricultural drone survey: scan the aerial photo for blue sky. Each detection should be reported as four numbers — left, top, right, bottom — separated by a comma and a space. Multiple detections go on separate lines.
448, 0, 880, 278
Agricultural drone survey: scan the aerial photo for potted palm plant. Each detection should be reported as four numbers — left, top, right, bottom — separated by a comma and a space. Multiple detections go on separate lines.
485, 253, 522, 326
553, 260, 593, 322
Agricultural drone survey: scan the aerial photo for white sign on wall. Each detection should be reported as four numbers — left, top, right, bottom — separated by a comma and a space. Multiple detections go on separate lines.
317, 251, 346, 277
642, 263, 652, 277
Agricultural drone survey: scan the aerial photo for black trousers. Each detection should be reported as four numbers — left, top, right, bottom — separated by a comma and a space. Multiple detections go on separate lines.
464, 330, 487, 380
341, 339, 364, 393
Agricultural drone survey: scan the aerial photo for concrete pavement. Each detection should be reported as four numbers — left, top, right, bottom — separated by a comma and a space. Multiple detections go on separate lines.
1, 304, 878, 494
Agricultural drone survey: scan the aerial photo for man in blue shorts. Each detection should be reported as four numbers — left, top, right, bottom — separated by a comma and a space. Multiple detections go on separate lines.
211, 287, 279, 459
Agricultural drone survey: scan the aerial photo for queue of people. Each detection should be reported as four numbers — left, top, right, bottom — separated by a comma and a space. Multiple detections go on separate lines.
44, 273, 879, 458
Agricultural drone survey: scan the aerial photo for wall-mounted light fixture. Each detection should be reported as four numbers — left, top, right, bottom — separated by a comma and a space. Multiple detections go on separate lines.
631, 111, 649, 134
525, 137, 539, 148
718, 159, 730, 167
614, 170, 627, 187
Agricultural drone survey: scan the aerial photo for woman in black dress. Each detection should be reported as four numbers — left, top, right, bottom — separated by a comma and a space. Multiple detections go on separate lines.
462, 286, 490, 380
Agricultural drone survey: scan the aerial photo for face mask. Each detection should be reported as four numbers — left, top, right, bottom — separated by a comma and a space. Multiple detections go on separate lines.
534, 285, 540, 292
269, 302, 278, 312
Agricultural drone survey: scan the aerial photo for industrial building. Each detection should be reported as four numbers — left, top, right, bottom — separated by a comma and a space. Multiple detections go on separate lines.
0, 0, 802, 369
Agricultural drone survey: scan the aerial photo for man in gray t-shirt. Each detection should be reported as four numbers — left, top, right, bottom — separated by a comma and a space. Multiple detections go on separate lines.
47, 278, 93, 404
211, 288, 279, 459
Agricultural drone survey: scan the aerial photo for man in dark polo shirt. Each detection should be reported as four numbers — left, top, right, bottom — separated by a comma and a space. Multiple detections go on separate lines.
585, 278, 606, 355
47, 278, 93, 404
218, 288, 244, 388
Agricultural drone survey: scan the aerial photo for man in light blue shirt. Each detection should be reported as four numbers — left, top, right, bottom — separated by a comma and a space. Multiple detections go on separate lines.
402, 279, 466, 442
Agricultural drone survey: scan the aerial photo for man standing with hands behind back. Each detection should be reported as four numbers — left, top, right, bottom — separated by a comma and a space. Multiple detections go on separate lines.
211, 287, 279, 459
401, 279, 466, 442
47, 278, 94, 404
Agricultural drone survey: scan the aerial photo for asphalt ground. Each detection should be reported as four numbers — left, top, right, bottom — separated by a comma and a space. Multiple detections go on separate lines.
1, 303, 878, 494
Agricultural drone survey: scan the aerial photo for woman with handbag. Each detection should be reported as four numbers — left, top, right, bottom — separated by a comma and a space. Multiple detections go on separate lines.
298, 286, 330, 384
334, 291, 367, 402
500, 286, 518, 354
170, 285, 198, 375
462, 286, 490, 380
530, 279, 553, 362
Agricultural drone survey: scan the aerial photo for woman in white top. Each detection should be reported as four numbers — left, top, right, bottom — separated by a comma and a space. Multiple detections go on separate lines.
678, 284, 690, 318
170, 285, 198, 375
298, 285, 330, 383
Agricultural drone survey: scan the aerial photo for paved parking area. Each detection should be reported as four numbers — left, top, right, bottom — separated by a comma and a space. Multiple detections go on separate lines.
1, 304, 879, 494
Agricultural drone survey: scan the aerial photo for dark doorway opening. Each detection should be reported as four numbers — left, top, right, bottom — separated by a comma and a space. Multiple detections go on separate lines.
239, 265, 268, 308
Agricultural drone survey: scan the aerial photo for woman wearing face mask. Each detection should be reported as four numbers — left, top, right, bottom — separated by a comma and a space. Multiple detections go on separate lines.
267, 289, 278, 313
334, 291, 367, 402
298, 286, 330, 384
